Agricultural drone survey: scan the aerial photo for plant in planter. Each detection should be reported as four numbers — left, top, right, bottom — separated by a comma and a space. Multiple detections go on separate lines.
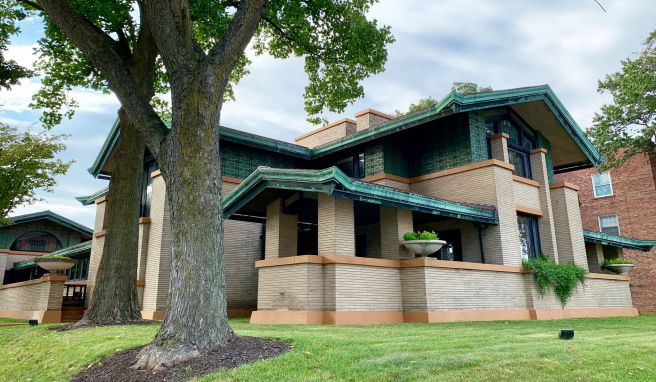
402, 231, 446, 258
35, 254, 77, 275
523, 256, 587, 308
601, 258, 635, 275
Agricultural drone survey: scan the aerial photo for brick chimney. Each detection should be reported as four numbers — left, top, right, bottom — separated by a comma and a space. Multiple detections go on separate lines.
294, 118, 357, 148
355, 109, 393, 132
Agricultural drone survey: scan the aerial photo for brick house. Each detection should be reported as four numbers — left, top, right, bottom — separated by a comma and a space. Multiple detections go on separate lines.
557, 149, 656, 313
3, 85, 654, 324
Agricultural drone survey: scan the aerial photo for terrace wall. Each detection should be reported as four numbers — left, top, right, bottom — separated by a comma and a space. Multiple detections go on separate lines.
0, 274, 66, 323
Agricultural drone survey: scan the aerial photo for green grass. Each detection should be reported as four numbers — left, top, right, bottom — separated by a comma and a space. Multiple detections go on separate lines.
0, 317, 26, 324
1, 316, 656, 381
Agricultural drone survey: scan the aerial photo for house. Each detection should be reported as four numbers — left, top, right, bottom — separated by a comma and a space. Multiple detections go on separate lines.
0, 211, 92, 322
4, 85, 653, 324
557, 149, 656, 313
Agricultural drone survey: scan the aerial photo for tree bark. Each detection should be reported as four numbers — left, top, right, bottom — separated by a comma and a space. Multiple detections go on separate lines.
79, 109, 144, 325
134, 80, 232, 371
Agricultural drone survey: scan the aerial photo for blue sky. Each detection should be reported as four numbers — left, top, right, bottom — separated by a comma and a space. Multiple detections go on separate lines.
1, 0, 654, 229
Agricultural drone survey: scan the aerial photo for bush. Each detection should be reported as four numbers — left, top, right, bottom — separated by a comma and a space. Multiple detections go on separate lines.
40, 254, 72, 260
602, 258, 634, 266
523, 256, 587, 308
403, 231, 438, 241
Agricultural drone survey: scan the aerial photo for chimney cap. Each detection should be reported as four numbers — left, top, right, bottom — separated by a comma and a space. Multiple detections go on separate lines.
355, 108, 394, 120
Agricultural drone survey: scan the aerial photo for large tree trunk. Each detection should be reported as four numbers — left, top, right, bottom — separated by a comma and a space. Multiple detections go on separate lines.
79, 109, 144, 325
134, 82, 232, 371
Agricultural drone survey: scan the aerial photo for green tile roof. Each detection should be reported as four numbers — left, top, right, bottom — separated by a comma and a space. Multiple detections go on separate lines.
7, 211, 92, 237
85, 85, 602, 179
223, 166, 498, 224
583, 230, 656, 252
76, 187, 109, 206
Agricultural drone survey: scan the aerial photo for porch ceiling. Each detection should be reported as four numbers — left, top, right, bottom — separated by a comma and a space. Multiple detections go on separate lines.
223, 167, 498, 224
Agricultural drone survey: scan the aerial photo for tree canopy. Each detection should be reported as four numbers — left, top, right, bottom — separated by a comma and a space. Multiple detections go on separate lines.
0, 123, 70, 222
589, 30, 656, 169
0, 4, 32, 89
395, 82, 493, 116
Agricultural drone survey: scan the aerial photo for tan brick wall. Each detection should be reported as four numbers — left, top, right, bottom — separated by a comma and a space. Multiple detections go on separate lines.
265, 198, 297, 259
513, 181, 541, 210
0, 253, 6, 284
356, 110, 392, 132
379, 206, 413, 259
257, 263, 324, 311
530, 151, 559, 262
224, 219, 261, 311
295, 120, 356, 148
490, 135, 509, 162
370, 178, 410, 191
142, 174, 172, 311
550, 186, 588, 270
0, 277, 65, 311
86, 200, 107, 299
318, 194, 355, 256
136, 222, 150, 282
329, 264, 402, 311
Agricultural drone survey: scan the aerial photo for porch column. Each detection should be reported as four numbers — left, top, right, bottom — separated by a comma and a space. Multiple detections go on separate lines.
136, 217, 150, 308
86, 195, 108, 302
549, 182, 589, 270
265, 198, 298, 259
142, 170, 172, 320
586, 243, 605, 273
380, 206, 413, 259
490, 133, 509, 162
483, 165, 523, 266
318, 194, 355, 256
0, 253, 7, 285
530, 148, 559, 263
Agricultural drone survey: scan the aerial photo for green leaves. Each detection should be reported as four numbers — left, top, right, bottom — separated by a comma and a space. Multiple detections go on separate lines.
0, 1, 33, 89
589, 30, 656, 170
0, 123, 71, 221
523, 256, 587, 308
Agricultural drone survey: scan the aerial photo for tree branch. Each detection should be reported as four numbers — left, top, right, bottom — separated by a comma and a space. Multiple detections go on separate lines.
262, 14, 324, 60
36, 0, 168, 157
206, 0, 267, 82
142, 0, 202, 86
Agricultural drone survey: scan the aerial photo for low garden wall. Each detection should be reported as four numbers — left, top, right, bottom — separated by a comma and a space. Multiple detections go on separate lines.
0, 274, 66, 323
252, 255, 637, 325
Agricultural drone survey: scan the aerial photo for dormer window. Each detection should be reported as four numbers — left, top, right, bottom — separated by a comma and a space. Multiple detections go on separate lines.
487, 115, 537, 179
336, 152, 365, 179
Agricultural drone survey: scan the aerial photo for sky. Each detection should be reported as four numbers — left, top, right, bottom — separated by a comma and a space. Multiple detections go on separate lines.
1, 0, 654, 229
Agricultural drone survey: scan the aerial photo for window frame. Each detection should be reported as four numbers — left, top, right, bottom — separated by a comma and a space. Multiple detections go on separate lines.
598, 214, 620, 235
591, 171, 614, 198
517, 214, 542, 261
486, 111, 537, 179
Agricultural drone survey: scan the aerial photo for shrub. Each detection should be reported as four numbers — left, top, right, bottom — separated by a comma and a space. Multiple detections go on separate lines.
40, 254, 72, 260
403, 231, 438, 241
523, 256, 587, 308
602, 258, 634, 266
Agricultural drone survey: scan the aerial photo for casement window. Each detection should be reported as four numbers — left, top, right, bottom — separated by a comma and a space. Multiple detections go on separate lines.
140, 159, 158, 217
599, 214, 620, 236
592, 172, 613, 198
517, 214, 541, 261
336, 152, 365, 179
486, 114, 537, 179
66, 255, 89, 281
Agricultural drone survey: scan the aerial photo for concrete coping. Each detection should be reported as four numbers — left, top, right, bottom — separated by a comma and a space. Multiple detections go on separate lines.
94, 230, 107, 238
294, 118, 357, 141
549, 181, 580, 192
361, 159, 515, 185
513, 175, 540, 188
0, 274, 68, 290
490, 132, 509, 140
0, 249, 47, 256
255, 255, 630, 281
530, 147, 549, 155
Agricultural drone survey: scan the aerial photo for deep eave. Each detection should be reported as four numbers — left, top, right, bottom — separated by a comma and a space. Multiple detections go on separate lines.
583, 230, 656, 252
76, 187, 109, 206
88, 85, 602, 179
11, 241, 92, 270
7, 210, 93, 237
223, 167, 498, 224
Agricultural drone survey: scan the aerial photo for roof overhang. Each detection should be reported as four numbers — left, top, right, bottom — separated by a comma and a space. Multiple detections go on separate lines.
7, 211, 93, 237
583, 230, 656, 252
223, 167, 498, 224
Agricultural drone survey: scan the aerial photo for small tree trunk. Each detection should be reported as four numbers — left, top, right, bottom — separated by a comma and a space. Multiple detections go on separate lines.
79, 109, 144, 325
134, 84, 233, 371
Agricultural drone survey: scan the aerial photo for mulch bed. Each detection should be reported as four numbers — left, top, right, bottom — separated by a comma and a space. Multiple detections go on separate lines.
72, 336, 291, 382
49, 320, 157, 332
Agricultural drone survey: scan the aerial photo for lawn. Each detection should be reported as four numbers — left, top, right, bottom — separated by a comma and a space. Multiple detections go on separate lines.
1, 316, 655, 381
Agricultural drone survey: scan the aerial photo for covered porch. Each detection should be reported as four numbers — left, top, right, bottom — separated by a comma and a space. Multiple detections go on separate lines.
224, 167, 637, 325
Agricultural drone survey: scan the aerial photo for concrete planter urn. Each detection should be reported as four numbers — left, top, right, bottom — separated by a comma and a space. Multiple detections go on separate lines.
603, 263, 634, 275
402, 240, 447, 258
34, 257, 76, 274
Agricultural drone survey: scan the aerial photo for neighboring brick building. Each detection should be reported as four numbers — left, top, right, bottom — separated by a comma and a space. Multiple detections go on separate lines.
557, 150, 656, 313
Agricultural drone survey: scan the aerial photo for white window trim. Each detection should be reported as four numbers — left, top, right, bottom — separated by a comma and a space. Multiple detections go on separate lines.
598, 214, 620, 235
591, 172, 614, 198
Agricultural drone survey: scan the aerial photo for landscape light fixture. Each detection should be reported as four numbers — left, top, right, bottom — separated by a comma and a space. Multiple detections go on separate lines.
28, 319, 38, 327
558, 328, 574, 340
